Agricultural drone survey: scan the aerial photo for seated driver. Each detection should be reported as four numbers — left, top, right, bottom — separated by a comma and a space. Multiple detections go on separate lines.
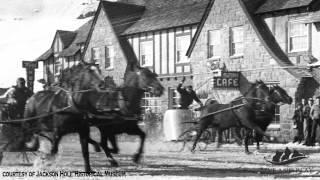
0, 77, 33, 118
177, 77, 203, 110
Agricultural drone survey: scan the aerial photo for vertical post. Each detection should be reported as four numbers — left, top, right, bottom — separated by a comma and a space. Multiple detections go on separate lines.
22, 61, 38, 92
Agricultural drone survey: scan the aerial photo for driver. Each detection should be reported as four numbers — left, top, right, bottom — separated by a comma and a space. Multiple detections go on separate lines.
177, 77, 203, 110
0, 77, 33, 118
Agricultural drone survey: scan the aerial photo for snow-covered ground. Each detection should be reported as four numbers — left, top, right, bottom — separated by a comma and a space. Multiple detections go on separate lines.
1, 132, 320, 180
0, 0, 99, 90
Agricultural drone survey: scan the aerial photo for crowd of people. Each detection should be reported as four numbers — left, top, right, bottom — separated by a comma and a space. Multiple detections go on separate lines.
293, 97, 320, 146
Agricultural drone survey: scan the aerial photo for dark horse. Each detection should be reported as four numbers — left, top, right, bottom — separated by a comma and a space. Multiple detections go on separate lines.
87, 65, 164, 166
191, 81, 272, 152
236, 84, 292, 153
21, 63, 106, 172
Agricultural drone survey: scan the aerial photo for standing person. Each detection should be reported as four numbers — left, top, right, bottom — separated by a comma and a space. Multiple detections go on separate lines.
177, 77, 203, 109
302, 98, 313, 146
0, 77, 33, 118
292, 103, 304, 143
310, 97, 320, 146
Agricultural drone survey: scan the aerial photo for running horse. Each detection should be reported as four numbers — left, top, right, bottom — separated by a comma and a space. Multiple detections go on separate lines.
87, 64, 164, 167
3, 63, 106, 172
238, 84, 292, 153
191, 80, 272, 152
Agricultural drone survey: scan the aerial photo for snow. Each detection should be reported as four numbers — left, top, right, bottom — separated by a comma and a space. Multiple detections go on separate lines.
0, 0, 99, 91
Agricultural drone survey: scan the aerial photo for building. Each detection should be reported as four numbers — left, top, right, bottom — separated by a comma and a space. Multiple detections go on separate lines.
35, 0, 320, 141
36, 19, 93, 85
81, 0, 211, 113
188, 0, 320, 141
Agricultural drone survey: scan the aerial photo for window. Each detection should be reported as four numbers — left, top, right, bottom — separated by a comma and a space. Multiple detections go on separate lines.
176, 35, 191, 63
91, 47, 101, 65
54, 58, 62, 75
289, 22, 309, 52
266, 82, 281, 126
105, 46, 114, 69
168, 87, 180, 109
230, 26, 244, 56
140, 40, 153, 67
142, 92, 162, 113
208, 30, 221, 58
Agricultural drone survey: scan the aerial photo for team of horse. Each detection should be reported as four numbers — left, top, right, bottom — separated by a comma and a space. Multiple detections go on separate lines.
0, 60, 293, 172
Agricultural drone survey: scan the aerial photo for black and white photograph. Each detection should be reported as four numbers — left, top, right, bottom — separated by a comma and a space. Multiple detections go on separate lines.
1, 0, 320, 179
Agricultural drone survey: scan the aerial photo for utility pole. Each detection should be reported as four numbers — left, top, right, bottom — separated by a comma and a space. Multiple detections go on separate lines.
22, 61, 38, 92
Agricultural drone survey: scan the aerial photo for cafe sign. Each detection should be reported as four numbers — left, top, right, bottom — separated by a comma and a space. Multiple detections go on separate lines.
213, 71, 240, 88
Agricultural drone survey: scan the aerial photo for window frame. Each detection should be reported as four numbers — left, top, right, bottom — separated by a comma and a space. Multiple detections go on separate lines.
175, 34, 191, 64
208, 29, 222, 59
168, 87, 180, 109
91, 47, 101, 65
288, 22, 310, 53
139, 39, 154, 67
230, 26, 244, 57
265, 82, 281, 129
142, 92, 162, 113
105, 45, 114, 70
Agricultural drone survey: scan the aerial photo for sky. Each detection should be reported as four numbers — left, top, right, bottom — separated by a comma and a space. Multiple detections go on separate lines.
0, 0, 97, 91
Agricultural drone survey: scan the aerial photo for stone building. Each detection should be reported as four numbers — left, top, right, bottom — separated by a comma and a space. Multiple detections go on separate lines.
188, 0, 320, 141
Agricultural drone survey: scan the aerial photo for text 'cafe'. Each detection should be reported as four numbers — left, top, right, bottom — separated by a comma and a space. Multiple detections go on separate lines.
213, 72, 240, 88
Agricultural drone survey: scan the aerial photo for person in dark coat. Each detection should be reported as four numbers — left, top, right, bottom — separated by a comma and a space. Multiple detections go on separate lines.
0, 77, 33, 118
310, 97, 320, 145
292, 103, 304, 143
177, 77, 203, 109
302, 98, 313, 146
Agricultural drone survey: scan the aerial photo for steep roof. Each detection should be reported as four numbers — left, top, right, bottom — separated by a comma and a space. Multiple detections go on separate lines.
256, 0, 315, 14
35, 48, 53, 61
240, 0, 311, 78
56, 30, 77, 49
122, 0, 210, 35
59, 18, 93, 57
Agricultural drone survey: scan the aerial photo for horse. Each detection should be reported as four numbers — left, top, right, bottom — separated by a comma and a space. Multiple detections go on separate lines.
87, 65, 164, 167
191, 80, 272, 153
236, 84, 292, 153
19, 62, 106, 172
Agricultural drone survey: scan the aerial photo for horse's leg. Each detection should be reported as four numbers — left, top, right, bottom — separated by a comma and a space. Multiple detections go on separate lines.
51, 134, 62, 155
126, 124, 145, 164
0, 151, 3, 165
215, 129, 222, 148
79, 127, 92, 172
255, 133, 262, 150
108, 134, 119, 154
244, 129, 252, 154
233, 128, 243, 146
99, 130, 119, 167
191, 119, 209, 152
87, 137, 101, 152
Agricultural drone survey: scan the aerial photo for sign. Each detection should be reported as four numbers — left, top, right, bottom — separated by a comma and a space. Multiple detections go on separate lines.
22, 61, 38, 92
22, 61, 38, 69
213, 72, 240, 88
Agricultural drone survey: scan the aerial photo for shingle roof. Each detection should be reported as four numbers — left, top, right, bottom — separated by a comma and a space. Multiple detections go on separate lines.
256, 0, 314, 14
35, 48, 53, 61
101, 1, 145, 35
59, 19, 93, 57
122, 0, 210, 35
57, 30, 77, 49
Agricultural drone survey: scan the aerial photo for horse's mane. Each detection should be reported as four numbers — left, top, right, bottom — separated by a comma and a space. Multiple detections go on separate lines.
243, 80, 265, 96
57, 63, 87, 87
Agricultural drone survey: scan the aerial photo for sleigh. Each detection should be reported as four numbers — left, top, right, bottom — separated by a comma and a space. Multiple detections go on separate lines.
264, 154, 307, 165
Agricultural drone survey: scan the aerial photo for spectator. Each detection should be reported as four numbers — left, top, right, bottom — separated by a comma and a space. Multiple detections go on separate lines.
310, 97, 320, 146
292, 103, 304, 143
302, 98, 313, 146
